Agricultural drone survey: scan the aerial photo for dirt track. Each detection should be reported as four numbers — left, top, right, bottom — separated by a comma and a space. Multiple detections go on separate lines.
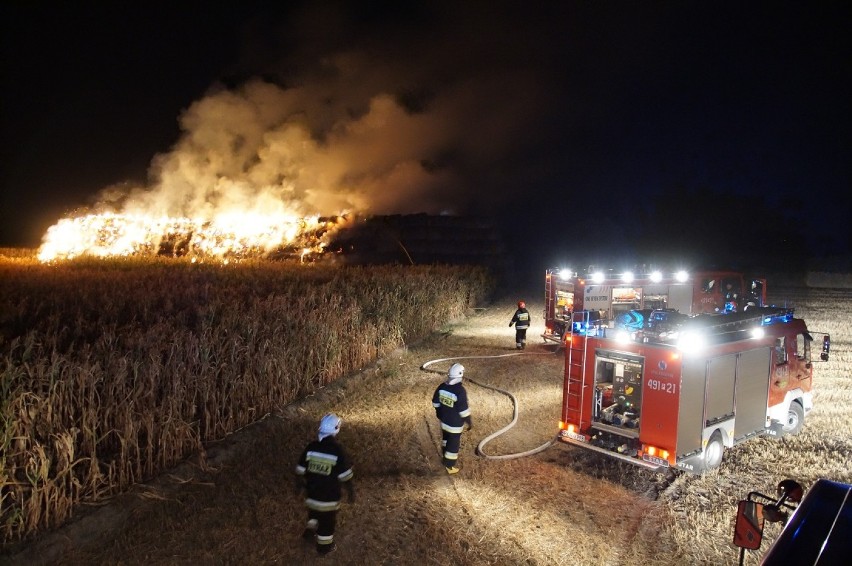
10, 289, 847, 566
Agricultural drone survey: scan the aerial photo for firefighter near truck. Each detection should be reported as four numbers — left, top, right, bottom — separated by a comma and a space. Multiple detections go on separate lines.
543, 267, 767, 344
557, 305, 831, 474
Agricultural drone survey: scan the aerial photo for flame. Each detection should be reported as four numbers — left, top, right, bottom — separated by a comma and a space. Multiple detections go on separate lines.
37, 211, 351, 263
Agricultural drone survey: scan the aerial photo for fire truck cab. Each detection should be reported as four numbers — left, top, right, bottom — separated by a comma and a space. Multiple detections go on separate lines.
558, 307, 830, 474
543, 267, 767, 344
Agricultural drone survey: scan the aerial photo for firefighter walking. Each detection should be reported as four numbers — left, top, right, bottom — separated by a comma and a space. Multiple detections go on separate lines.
295, 413, 355, 556
432, 363, 472, 474
509, 300, 531, 349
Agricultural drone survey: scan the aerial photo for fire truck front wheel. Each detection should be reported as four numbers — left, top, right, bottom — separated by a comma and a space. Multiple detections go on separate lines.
699, 431, 725, 473
782, 401, 805, 436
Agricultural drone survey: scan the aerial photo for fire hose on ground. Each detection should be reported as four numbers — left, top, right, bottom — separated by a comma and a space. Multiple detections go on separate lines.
420, 352, 561, 460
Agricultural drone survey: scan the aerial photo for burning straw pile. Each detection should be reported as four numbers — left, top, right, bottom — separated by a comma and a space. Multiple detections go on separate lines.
0, 255, 492, 543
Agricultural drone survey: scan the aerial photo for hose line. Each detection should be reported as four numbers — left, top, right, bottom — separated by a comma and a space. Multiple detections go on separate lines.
420, 352, 561, 461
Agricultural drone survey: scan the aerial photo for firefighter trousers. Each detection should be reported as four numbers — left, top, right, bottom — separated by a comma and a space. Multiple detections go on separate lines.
515, 327, 528, 348
441, 429, 461, 468
306, 508, 337, 553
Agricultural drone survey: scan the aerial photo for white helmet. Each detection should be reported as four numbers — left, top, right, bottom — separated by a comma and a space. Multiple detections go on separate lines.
319, 413, 342, 437
448, 363, 465, 379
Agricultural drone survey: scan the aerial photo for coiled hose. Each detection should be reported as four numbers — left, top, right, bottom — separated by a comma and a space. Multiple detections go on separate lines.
420, 352, 560, 460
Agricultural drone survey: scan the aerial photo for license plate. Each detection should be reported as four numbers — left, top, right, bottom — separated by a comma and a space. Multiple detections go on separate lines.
564, 430, 586, 443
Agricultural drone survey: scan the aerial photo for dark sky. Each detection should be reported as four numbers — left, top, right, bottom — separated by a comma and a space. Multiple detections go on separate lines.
2, 2, 849, 271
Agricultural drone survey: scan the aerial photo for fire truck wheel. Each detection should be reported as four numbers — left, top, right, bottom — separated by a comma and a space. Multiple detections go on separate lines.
782, 402, 805, 436
700, 431, 725, 472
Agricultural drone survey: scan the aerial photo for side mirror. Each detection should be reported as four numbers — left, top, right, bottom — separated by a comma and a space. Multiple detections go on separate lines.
777, 479, 804, 503
821, 335, 830, 361
733, 500, 765, 550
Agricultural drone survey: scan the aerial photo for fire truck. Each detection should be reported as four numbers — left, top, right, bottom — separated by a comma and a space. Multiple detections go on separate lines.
557, 307, 830, 474
543, 267, 767, 344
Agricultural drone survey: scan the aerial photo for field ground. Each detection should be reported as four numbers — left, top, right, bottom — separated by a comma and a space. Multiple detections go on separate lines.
6, 287, 851, 566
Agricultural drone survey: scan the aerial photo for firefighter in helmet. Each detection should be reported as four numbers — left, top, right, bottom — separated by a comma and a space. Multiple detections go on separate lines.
723, 280, 740, 313
509, 300, 531, 349
432, 363, 472, 474
295, 413, 355, 555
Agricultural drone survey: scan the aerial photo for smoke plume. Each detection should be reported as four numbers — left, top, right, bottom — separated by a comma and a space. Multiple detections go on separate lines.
90, 4, 561, 221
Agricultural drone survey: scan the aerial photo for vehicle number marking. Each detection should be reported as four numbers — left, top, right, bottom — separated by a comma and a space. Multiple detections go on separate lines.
647, 378, 676, 394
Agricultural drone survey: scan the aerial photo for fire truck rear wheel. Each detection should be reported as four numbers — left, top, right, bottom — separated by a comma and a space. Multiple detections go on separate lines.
782, 401, 805, 436
701, 431, 725, 472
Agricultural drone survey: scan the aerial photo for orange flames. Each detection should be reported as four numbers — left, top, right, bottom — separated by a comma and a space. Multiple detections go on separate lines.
37, 212, 350, 263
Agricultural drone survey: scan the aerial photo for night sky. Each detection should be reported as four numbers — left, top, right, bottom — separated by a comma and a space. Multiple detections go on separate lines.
2, 2, 849, 273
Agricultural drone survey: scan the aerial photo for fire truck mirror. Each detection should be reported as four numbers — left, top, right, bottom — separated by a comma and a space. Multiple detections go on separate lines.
821, 335, 831, 361
733, 500, 765, 550
777, 479, 804, 504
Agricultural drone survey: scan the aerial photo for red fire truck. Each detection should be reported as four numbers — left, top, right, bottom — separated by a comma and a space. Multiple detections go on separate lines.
543, 267, 767, 344
557, 307, 830, 473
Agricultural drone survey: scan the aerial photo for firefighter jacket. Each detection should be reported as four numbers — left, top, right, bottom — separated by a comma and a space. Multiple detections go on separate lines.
510, 308, 531, 329
433, 381, 472, 434
295, 436, 354, 512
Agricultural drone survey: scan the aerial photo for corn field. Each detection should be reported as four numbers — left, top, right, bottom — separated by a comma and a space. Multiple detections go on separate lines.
0, 252, 492, 543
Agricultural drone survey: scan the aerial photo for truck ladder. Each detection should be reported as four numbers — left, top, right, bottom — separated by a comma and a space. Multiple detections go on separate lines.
564, 311, 592, 429
544, 271, 554, 323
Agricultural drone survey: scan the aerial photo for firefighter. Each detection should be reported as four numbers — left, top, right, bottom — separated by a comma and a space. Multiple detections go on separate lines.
723, 281, 739, 313
295, 413, 355, 556
432, 363, 472, 474
509, 300, 531, 349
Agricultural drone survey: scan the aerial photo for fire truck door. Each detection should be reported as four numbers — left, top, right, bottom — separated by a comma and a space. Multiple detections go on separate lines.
734, 348, 773, 440
706, 354, 736, 426
668, 284, 693, 313
794, 333, 811, 381
678, 358, 707, 456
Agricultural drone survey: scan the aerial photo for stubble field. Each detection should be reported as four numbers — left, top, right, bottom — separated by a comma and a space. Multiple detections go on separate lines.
6, 282, 852, 566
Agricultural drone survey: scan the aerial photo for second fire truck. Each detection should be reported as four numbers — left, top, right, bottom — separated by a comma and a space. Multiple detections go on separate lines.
557, 306, 830, 474
543, 267, 767, 344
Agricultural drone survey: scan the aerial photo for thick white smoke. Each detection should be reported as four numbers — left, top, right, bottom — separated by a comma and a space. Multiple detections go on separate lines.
87, 4, 558, 222
96, 77, 458, 220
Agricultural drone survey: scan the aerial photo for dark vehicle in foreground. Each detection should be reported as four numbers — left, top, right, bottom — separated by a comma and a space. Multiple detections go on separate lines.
733, 478, 852, 565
